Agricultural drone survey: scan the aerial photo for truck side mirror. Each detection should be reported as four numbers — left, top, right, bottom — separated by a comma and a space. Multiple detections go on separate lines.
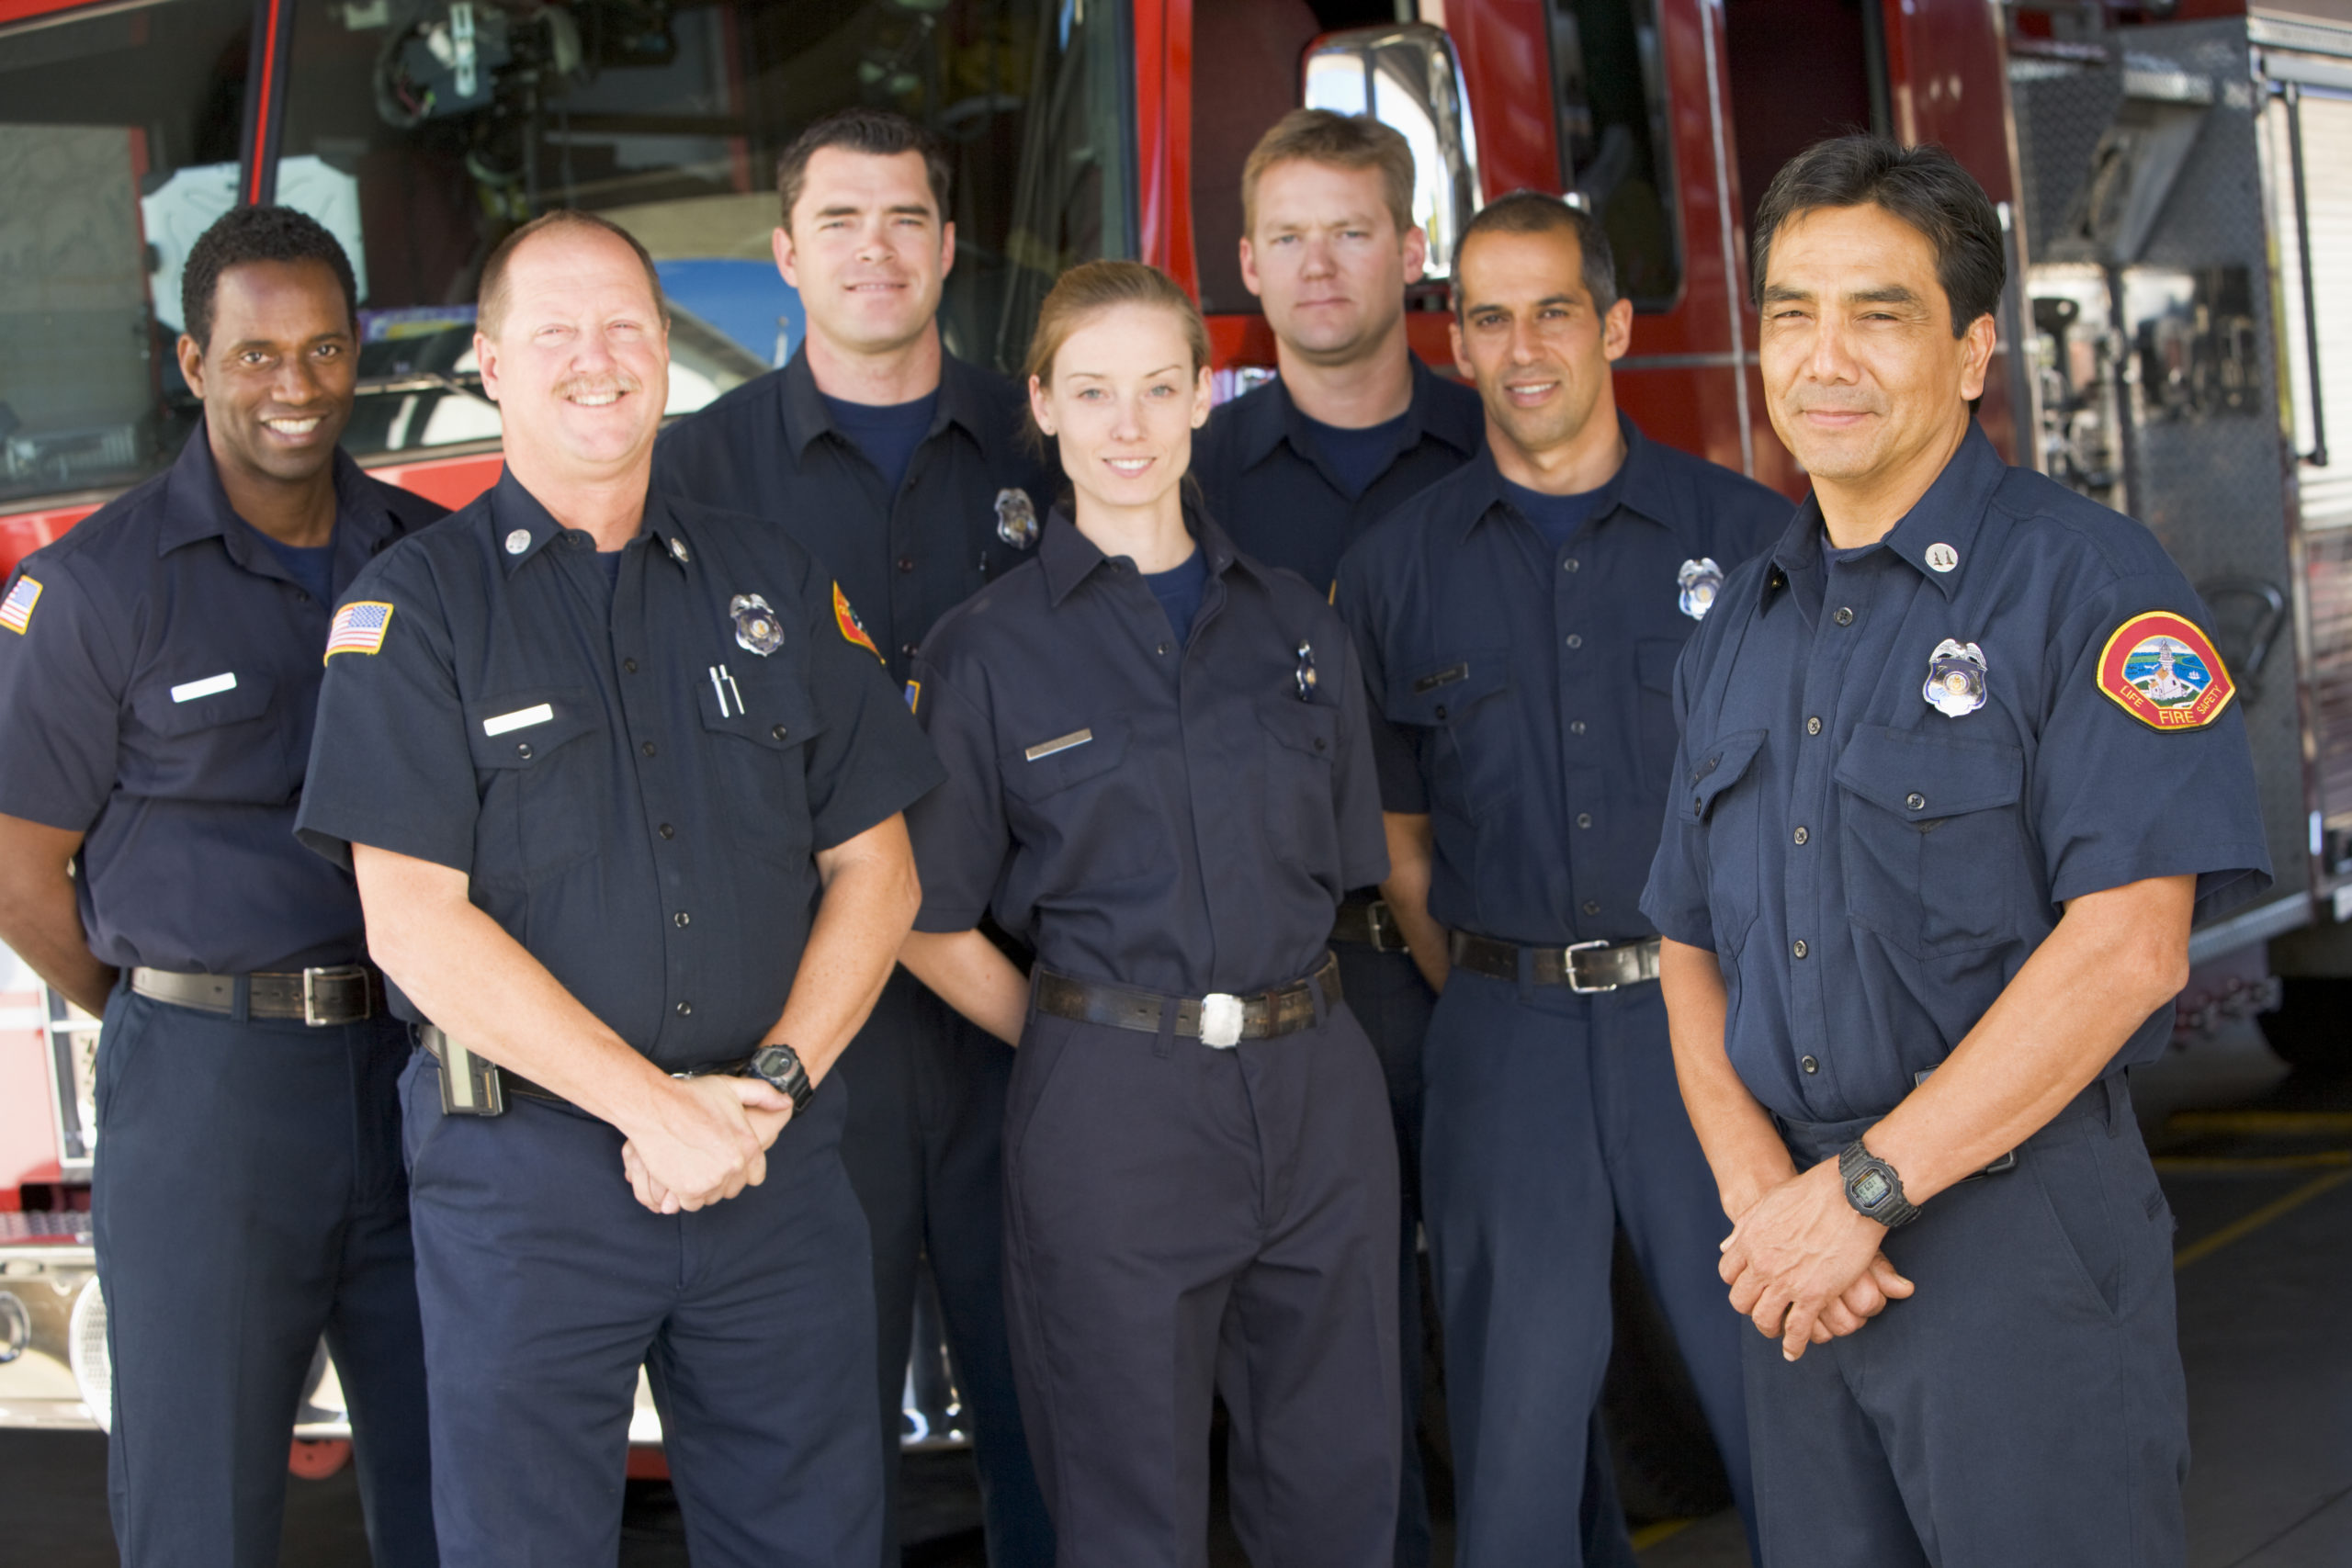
1302, 22, 1486, 281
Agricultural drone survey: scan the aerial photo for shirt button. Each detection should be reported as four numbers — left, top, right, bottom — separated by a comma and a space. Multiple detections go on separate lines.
1806, 716, 1823, 736
675, 1000, 693, 1017
1157, 642, 1172, 656
1569, 720, 1587, 735
1564, 633, 1583, 649
1577, 813, 1593, 829
1583, 899, 1601, 916
772, 724, 788, 740
641, 741, 658, 757
658, 823, 675, 840
1802, 1055, 1820, 1074
1313, 737, 1327, 751
1435, 705, 1449, 721
1906, 792, 1927, 811
1792, 939, 1809, 958
1793, 826, 1808, 844
515, 742, 532, 760
897, 556, 916, 573
1833, 606, 1855, 626
624, 658, 639, 673
900, 642, 919, 660
673, 911, 691, 927
1563, 558, 1580, 572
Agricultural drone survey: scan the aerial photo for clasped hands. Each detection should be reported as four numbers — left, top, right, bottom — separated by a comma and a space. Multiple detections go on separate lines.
616, 1073, 797, 1216
1720, 1157, 1916, 1361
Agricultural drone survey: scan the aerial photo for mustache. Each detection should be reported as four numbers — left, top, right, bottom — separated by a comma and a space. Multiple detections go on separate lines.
554, 370, 644, 400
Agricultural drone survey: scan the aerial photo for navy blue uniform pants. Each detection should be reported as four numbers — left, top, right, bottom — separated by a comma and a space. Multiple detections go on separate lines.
92, 985, 434, 1568
1750, 1079, 2186, 1568
1332, 939, 1437, 1568
401, 1053, 881, 1568
1001, 996, 1401, 1568
835, 968, 1051, 1566
1421, 971, 1753, 1568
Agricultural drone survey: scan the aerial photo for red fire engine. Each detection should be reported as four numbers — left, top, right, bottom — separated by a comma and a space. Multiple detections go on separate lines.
0, 0, 2344, 1506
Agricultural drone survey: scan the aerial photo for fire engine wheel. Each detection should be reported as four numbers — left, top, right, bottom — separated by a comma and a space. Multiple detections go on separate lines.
2256, 977, 2352, 1071
288, 1438, 352, 1481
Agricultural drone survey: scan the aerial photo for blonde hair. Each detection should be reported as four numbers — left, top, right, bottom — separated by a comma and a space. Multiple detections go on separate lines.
1241, 108, 1417, 239
1021, 261, 1211, 447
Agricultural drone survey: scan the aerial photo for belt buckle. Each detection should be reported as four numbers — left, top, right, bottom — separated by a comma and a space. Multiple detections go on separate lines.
1364, 899, 1398, 953
301, 964, 364, 1026
1563, 939, 1619, 994
1200, 993, 1245, 1049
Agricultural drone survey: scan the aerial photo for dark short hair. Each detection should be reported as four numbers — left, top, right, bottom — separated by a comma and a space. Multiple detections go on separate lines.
181, 205, 359, 351
1455, 191, 1619, 317
1750, 135, 2004, 336
776, 108, 952, 230
476, 209, 667, 337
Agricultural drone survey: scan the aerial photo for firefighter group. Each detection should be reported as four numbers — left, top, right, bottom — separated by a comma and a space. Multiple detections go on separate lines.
0, 100, 2267, 1568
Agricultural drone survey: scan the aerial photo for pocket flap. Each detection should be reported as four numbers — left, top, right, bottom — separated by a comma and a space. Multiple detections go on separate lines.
1683, 728, 1768, 821
700, 667, 823, 751
1834, 725, 2022, 819
1387, 652, 1509, 726
465, 689, 598, 769
134, 670, 277, 738
1258, 699, 1338, 759
1002, 716, 1126, 800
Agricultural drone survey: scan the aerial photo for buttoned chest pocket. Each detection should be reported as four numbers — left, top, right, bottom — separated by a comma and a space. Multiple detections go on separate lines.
999, 717, 1159, 887
699, 671, 823, 871
1257, 699, 1342, 888
1390, 652, 1515, 900
465, 690, 604, 886
1679, 728, 1770, 953
124, 671, 294, 803
1835, 726, 2025, 957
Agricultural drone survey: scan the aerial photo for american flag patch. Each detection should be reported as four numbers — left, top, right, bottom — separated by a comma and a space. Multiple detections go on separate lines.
0, 576, 41, 634
324, 601, 395, 662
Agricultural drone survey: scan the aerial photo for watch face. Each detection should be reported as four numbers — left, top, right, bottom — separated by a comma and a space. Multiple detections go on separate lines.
1852, 1169, 1891, 1209
752, 1045, 795, 1081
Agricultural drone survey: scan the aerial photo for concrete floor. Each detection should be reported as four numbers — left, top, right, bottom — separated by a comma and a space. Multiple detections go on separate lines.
4, 1022, 2346, 1567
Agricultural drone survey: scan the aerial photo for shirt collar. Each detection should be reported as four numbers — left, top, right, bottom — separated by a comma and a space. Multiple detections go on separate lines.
1238, 354, 1482, 472
1761, 421, 2007, 605
777, 342, 984, 458
489, 470, 693, 575
155, 420, 395, 560
1454, 419, 1645, 545
1039, 501, 1250, 607
1608, 413, 1716, 557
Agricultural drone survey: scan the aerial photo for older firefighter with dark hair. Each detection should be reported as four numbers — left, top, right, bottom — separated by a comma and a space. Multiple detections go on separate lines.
297, 209, 941, 1565
1642, 133, 2268, 1566
1334, 191, 1787, 1566
0, 206, 442, 1568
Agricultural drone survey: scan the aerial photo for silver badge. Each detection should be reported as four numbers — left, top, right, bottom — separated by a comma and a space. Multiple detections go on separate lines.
503, 529, 531, 556
1677, 557, 1724, 621
1922, 638, 1988, 717
669, 536, 692, 565
1925, 542, 1959, 573
995, 487, 1038, 549
730, 593, 784, 657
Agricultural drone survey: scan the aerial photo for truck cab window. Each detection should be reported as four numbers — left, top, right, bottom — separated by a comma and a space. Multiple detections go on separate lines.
1547, 0, 1680, 310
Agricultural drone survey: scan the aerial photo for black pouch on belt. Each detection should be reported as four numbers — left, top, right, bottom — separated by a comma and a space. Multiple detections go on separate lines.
426, 1024, 507, 1117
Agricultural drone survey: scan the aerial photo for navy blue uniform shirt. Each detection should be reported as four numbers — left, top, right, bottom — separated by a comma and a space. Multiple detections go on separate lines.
294, 473, 943, 1069
1335, 414, 1791, 946
1640, 426, 2271, 1123
0, 424, 443, 973
651, 346, 1053, 681
1193, 356, 1485, 591
906, 508, 1388, 998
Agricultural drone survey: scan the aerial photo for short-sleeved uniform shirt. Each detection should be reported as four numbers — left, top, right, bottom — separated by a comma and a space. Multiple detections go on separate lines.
0, 424, 444, 973
651, 346, 1054, 682
1640, 426, 2272, 1123
1192, 356, 1486, 592
294, 473, 943, 1069
906, 508, 1389, 999
1335, 415, 1791, 947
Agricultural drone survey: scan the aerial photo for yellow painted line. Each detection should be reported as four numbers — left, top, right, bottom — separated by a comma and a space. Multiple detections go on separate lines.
2154, 1150, 2352, 1172
1631, 1517, 1696, 1550
2173, 1168, 2352, 1270
2166, 1111, 2352, 1136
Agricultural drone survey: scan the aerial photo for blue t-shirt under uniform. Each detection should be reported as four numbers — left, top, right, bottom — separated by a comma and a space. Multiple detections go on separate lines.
819, 389, 940, 495
1298, 410, 1412, 500
254, 527, 337, 606
1498, 473, 1619, 552
1145, 547, 1210, 646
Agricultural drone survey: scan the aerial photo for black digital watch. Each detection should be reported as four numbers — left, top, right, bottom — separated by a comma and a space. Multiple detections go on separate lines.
1838, 1140, 1920, 1228
743, 1043, 815, 1116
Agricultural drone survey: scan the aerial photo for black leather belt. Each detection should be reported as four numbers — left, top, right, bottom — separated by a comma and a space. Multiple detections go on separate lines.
1448, 932, 1662, 992
130, 964, 379, 1025
1031, 954, 1342, 1048
1331, 895, 1409, 953
419, 1023, 752, 1114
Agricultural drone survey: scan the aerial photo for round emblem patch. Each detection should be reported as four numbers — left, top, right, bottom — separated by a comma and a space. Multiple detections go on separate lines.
2096, 611, 2234, 730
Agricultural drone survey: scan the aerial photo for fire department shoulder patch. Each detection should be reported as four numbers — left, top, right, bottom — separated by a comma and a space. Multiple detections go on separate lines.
832, 581, 883, 662
2095, 610, 2233, 730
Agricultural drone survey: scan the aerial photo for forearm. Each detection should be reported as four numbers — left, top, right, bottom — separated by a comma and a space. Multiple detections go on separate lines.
772, 815, 923, 1081
352, 845, 673, 1129
1867, 874, 2194, 1204
899, 928, 1029, 1047
0, 817, 114, 1015
1659, 937, 1795, 1219
1378, 811, 1450, 993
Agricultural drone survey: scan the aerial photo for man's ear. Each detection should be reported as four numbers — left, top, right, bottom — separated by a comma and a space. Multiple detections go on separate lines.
474, 331, 503, 404
1959, 311, 1997, 402
176, 334, 207, 400
773, 225, 799, 289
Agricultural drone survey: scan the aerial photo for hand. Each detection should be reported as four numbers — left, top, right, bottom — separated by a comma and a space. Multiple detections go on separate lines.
1719, 1159, 1916, 1361
615, 1075, 777, 1216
